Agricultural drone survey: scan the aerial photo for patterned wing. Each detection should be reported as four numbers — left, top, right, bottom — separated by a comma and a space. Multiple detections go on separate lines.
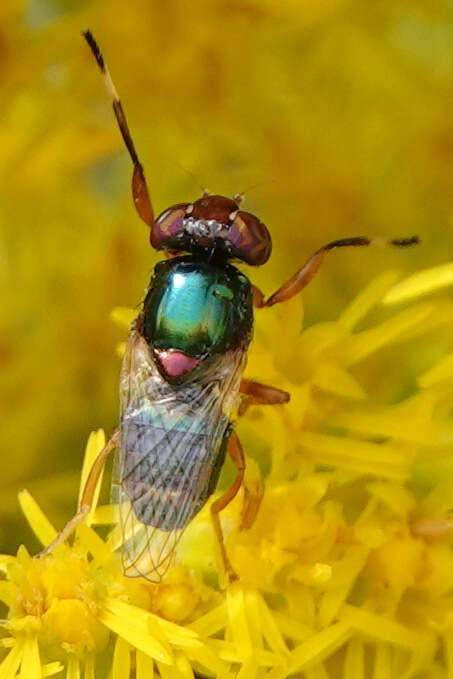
113, 320, 246, 580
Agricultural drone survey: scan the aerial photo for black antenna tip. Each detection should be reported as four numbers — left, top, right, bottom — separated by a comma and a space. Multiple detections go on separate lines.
82, 30, 105, 71
391, 236, 420, 247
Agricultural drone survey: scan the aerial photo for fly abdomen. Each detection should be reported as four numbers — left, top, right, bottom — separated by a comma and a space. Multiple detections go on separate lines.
121, 419, 224, 531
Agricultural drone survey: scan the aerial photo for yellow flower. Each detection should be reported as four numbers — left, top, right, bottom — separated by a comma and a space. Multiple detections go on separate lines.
2, 263, 453, 677
0, 433, 229, 678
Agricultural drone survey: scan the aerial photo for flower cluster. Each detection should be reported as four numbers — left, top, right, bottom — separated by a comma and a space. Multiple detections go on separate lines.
2, 262, 453, 678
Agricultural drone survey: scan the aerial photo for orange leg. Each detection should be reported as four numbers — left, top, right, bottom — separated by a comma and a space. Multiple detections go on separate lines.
38, 430, 119, 557
239, 378, 290, 416
240, 476, 264, 533
252, 235, 419, 308
211, 431, 246, 583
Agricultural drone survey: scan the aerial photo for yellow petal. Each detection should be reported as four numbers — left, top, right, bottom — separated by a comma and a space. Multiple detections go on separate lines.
136, 651, 155, 679
273, 613, 312, 644
91, 504, 117, 525
418, 352, 453, 388
236, 659, 259, 679
256, 593, 289, 656
341, 605, 424, 649
66, 655, 80, 679
185, 645, 230, 679
104, 598, 200, 647
18, 490, 57, 547
305, 664, 330, 679
0, 640, 14, 649
175, 654, 195, 679
243, 588, 263, 650
83, 656, 95, 679
366, 482, 415, 519
0, 641, 24, 679
78, 430, 106, 522
207, 640, 282, 667
330, 409, 438, 446
301, 432, 409, 480
76, 524, 111, 565
373, 644, 392, 679
113, 637, 131, 679
99, 607, 173, 665
155, 660, 185, 679
41, 661, 64, 677
383, 262, 453, 305
338, 271, 400, 330
20, 635, 40, 679
312, 362, 366, 400
226, 583, 252, 661
189, 603, 227, 637
266, 621, 351, 679
0, 582, 14, 608
344, 638, 364, 679
0, 556, 15, 574
335, 303, 434, 366
318, 547, 369, 628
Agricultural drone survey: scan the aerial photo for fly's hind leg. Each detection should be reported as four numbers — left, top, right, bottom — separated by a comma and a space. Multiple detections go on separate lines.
38, 429, 119, 557
239, 378, 290, 416
211, 431, 245, 583
236, 379, 290, 528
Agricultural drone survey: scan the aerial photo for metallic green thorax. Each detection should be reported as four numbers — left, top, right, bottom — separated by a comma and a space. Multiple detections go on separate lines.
143, 256, 253, 358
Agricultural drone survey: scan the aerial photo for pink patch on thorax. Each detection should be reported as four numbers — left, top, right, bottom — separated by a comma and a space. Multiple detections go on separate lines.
155, 349, 201, 378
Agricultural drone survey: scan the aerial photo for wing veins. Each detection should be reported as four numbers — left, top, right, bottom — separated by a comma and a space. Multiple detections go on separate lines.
116, 324, 246, 580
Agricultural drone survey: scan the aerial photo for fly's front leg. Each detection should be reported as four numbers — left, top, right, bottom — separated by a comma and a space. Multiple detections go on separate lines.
252, 235, 419, 308
211, 431, 245, 583
38, 430, 119, 557
239, 378, 290, 416
83, 31, 154, 231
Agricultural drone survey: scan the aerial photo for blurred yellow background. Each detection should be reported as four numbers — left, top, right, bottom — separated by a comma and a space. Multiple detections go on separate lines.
1, 0, 452, 552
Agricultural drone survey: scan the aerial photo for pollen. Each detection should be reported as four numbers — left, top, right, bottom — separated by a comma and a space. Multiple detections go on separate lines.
5, 542, 109, 657
150, 578, 201, 624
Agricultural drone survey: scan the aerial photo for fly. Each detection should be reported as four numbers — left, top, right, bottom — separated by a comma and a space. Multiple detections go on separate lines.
40, 31, 419, 583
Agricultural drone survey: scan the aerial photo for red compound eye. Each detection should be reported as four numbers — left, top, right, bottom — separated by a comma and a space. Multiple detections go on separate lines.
151, 196, 272, 265
229, 210, 272, 265
151, 204, 189, 249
